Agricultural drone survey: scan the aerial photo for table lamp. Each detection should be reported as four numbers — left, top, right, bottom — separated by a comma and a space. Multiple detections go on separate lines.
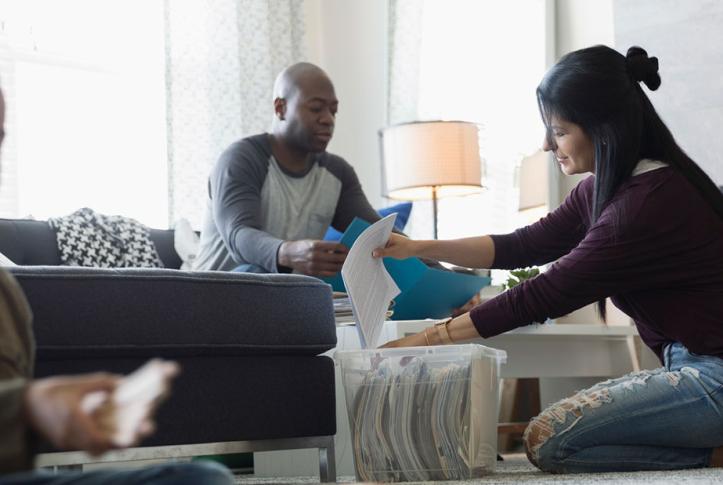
379, 121, 484, 239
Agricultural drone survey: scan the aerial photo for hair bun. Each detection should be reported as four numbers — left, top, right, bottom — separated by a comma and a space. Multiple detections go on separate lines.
626, 46, 661, 91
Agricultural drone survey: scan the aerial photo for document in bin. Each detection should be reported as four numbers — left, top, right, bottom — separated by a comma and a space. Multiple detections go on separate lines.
341, 213, 400, 348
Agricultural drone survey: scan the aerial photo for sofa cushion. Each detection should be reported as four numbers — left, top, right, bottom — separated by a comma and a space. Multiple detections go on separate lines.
10, 267, 336, 358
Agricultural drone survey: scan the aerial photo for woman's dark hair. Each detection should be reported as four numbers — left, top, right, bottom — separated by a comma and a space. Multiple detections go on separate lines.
537, 45, 723, 320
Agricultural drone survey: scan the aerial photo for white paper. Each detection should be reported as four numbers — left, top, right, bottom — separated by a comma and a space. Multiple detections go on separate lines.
81, 359, 172, 447
341, 214, 400, 348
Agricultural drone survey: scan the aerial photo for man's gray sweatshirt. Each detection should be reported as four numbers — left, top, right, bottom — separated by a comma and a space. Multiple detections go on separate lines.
194, 134, 380, 272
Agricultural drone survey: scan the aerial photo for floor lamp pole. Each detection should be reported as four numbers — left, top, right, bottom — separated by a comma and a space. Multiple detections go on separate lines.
432, 185, 438, 240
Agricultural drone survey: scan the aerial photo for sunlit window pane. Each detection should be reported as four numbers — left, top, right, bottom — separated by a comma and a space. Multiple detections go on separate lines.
1, 0, 168, 227
395, 0, 549, 283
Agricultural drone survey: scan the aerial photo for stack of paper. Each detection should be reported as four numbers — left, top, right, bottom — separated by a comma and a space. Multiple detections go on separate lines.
333, 292, 355, 323
348, 356, 498, 481
333, 292, 393, 325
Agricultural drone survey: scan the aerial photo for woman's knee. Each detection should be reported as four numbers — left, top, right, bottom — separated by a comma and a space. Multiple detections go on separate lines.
524, 412, 565, 473
523, 387, 613, 473
523, 398, 590, 473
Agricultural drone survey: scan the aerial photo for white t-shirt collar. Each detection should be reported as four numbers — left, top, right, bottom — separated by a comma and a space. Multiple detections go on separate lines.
632, 158, 668, 176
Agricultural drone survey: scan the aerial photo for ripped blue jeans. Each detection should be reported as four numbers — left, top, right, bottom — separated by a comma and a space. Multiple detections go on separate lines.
524, 342, 723, 473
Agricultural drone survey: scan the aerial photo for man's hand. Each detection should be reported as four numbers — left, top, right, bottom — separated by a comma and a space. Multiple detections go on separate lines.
24, 373, 121, 455
452, 293, 481, 317
372, 233, 417, 260
277, 239, 349, 276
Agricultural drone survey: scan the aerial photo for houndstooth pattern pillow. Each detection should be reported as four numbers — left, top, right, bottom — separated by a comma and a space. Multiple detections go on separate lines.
48, 208, 163, 268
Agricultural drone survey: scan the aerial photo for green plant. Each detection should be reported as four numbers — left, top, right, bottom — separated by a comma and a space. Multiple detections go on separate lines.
503, 267, 540, 290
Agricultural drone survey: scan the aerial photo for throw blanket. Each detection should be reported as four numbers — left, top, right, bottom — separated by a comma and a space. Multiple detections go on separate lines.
48, 208, 164, 268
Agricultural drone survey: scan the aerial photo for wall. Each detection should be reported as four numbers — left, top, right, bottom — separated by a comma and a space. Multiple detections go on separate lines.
303, 0, 389, 208
554, 0, 615, 202
615, 0, 723, 185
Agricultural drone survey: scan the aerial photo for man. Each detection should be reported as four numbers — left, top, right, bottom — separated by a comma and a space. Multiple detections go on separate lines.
194, 62, 380, 276
0, 89, 233, 483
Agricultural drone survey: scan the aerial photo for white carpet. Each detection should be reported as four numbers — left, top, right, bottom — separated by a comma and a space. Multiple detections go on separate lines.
234, 454, 723, 484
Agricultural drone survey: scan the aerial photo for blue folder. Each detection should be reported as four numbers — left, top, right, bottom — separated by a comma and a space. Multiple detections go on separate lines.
323, 218, 491, 320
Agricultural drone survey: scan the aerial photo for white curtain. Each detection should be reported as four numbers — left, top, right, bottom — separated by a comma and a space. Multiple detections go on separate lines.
164, 0, 307, 227
387, 0, 424, 126
0, 44, 18, 219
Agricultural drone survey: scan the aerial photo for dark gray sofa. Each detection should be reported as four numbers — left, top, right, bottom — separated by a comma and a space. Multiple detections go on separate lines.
0, 218, 337, 480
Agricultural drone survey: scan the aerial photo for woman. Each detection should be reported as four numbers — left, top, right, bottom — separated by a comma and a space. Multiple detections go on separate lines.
374, 45, 723, 473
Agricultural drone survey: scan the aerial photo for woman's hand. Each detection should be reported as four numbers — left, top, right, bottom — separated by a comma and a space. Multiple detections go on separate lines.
380, 313, 482, 348
380, 330, 430, 348
373, 233, 417, 260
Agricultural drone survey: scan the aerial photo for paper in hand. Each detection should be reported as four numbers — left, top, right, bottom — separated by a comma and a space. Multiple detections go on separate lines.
82, 359, 178, 447
341, 213, 400, 348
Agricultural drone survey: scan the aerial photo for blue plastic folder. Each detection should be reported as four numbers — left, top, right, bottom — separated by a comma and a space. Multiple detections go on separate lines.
323, 218, 491, 320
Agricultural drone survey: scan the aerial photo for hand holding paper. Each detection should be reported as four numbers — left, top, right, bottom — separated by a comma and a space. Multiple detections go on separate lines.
372, 232, 417, 260
341, 214, 400, 348
82, 359, 180, 448
328, 218, 490, 321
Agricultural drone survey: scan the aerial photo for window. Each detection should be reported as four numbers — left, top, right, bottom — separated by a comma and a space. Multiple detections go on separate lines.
389, 0, 551, 283
0, 0, 168, 227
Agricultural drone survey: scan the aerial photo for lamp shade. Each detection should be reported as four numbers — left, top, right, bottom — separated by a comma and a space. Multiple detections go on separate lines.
518, 149, 549, 211
380, 121, 484, 200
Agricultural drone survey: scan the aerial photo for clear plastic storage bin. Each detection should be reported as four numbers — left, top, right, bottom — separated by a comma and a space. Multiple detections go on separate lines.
336, 344, 507, 482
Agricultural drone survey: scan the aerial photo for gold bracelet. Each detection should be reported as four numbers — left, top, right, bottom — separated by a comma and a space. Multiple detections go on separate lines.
434, 317, 454, 345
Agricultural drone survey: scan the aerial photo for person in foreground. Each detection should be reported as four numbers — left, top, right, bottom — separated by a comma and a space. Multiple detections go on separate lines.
374, 45, 723, 474
0, 89, 233, 484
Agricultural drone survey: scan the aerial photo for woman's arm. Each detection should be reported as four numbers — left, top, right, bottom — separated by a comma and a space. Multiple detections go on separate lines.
381, 312, 481, 348
380, 196, 662, 348
375, 178, 593, 270
374, 234, 495, 269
